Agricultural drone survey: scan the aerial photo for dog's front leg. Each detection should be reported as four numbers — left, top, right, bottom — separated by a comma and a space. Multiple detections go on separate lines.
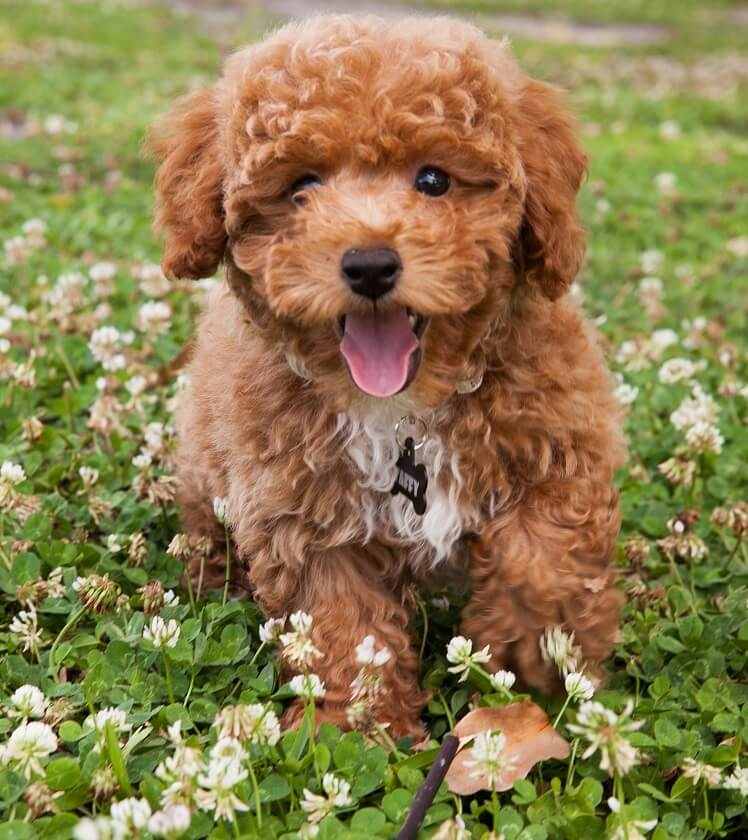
461, 477, 623, 693
248, 542, 428, 739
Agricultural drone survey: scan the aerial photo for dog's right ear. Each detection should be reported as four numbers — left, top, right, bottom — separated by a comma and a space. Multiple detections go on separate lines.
147, 87, 226, 280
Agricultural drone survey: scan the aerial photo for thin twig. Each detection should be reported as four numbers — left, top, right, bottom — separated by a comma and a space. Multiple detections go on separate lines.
396, 734, 460, 840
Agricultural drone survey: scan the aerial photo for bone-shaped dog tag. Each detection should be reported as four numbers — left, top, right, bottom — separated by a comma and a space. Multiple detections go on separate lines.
391, 437, 428, 516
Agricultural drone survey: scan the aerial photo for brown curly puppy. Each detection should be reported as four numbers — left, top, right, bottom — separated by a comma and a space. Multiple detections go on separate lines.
149, 14, 626, 738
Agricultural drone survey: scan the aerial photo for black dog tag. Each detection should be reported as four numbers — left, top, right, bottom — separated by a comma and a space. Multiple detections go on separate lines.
391, 437, 428, 515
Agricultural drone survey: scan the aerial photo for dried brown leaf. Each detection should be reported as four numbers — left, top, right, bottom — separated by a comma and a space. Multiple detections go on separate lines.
445, 700, 570, 795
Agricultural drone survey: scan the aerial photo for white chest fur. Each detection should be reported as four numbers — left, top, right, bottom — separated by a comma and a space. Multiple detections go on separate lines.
338, 408, 477, 567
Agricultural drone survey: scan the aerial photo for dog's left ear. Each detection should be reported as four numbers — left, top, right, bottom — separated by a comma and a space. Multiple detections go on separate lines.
147, 86, 226, 280
515, 79, 588, 300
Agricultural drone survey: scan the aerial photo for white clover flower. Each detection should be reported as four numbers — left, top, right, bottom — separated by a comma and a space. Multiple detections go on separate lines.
1, 461, 26, 485
681, 758, 722, 786
289, 611, 313, 635
655, 171, 678, 197
78, 465, 100, 488
163, 590, 179, 608
90, 262, 116, 298
640, 249, 663, 275
650, 328, 679, 352
132, 451, 153, 470
143, 616, 181, 649
143, 420, 166, 452
9, 685, 48, 720
290, 673, 326, 700
638, 276, 663, 316
43, 114, 74, 135
685, 421, 724, 454
125, 375, 147, 397
4, 235, 31, 265
1, 721, 57, 777
280, 613, 321, 669
94, 302, 112, 322
137, 300, 172, 336
136, 263, 170, 297
196, 758, 249, 821
88, 326, 127, 372
299, 789, 331, 824
446, 635, 491, 682
432, 815, 470, 840
106, 534, 123, 553
670, 384, 719, 431
610, 820, 658, 840
568, 700, 643, 776
355, 634, 391, 667
73, 574, 120, 612
167, 721, 183, 744
147, 804, 191, 838
9, 607, 44, 655
300, 772, 353, 824
595, 198, 611, 215
464, 730, 516, 790
614, 382, 639, 406
615, 339, 651, 372
540, 627, 581, 676
216, 703, 281, 747
638, 276, 662, 298
489, 669, 516, 691
722, 767, 748, 796
259, 616, 286, 643
659, 120, 681, 140
40, 567, 65, 602
212, 497, 229, 525
210, 736, 247, 768
89, 261, 116, 281
658, 357, 700, 384
84, 707, 132, 743
166, 534, 190, 559
73, 816, 114, 840
156, 742, 205, 809
726, 235, 748, 258
110, 797, 152, 839
5, 304, 27, 323
565, 672, 595, 702
21, 218, 47, 244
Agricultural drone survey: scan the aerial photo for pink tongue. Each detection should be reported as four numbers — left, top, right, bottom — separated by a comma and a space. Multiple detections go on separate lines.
340, 307, 418, 397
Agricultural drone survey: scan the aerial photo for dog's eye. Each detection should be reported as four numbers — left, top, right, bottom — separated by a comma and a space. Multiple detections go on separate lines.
290, 174, 322, 204
414, 167, 451, 197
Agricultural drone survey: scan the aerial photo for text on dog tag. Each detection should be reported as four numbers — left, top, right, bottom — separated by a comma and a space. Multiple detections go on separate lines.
391, 437, 428, 516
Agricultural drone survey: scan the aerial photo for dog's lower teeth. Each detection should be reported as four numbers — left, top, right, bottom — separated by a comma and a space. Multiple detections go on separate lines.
408, 314, 417, 329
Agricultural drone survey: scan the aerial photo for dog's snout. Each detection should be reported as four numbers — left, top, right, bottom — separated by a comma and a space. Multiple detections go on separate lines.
341, 248, 402, 300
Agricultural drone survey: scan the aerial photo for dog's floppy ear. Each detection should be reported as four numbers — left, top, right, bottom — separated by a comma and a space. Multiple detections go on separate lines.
147, 87, 226, 280
515, 79, 587, 300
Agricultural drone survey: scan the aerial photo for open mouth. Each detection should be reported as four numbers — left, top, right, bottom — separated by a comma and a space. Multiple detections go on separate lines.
338, 306, 430, 398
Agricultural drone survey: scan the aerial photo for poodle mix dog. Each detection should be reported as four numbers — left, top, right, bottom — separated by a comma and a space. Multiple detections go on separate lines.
150, 15, 625, 737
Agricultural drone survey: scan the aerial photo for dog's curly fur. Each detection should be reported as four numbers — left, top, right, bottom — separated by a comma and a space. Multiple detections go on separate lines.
149, 14, 626, 737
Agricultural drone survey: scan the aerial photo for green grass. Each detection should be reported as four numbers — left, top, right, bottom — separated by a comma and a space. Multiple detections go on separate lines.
1, 0, 747, 838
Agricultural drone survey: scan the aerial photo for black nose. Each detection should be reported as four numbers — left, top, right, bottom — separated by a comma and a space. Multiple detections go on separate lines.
341, 248, 402, 300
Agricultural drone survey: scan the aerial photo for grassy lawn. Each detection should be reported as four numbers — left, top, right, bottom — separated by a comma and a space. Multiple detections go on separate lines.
1, 0, 747, 838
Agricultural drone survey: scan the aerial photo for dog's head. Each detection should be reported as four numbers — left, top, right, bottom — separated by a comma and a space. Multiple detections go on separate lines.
149, 15, 586, 408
